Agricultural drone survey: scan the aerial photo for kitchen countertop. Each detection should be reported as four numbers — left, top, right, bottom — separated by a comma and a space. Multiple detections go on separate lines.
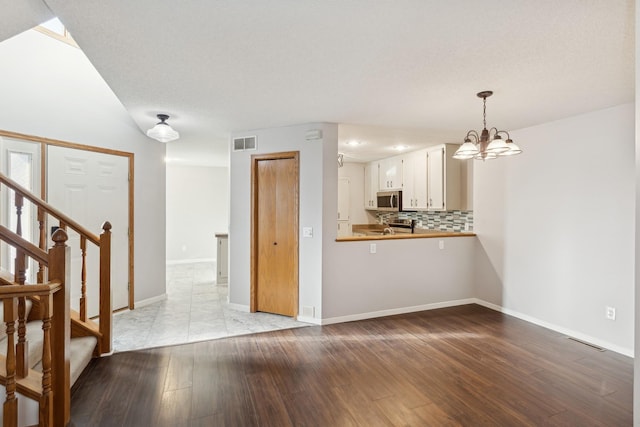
340, 224, 475, 241
337, 231, 476, 242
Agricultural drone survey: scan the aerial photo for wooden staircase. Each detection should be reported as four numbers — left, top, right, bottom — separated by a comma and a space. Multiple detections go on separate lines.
0, 173, 113, 426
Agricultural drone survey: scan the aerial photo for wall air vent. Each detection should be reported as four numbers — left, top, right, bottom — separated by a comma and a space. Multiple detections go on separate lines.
233, 136, 257, 151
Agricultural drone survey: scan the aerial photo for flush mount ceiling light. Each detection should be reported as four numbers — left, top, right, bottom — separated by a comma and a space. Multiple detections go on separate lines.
146, 114, 180, 143
346, 140, 361, 147
453, 91, 522, 160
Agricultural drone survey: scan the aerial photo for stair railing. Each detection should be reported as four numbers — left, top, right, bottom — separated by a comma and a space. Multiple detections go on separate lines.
0, 226, 71, 427
0, 173, 112, 355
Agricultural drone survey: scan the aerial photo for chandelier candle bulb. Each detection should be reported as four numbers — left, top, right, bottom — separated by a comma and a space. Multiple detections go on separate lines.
453, 91, 523, 161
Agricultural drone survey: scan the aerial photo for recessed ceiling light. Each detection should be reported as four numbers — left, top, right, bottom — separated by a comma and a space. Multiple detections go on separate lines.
393, 145, 409, 151
346, 140, 361, 146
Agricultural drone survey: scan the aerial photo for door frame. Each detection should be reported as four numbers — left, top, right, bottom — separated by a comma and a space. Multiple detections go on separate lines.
250, 151, 299, 316
0, 129, 136, 310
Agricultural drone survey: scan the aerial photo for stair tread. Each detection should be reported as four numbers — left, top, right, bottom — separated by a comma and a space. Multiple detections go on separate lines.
0, 334, 98, 401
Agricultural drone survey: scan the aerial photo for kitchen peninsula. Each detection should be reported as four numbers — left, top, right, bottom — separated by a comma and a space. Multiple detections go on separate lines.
337, 230, 475, 242
337, 221, 475, 241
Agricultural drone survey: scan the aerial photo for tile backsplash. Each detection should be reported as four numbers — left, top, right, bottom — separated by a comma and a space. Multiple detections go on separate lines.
376, 210, 473, 232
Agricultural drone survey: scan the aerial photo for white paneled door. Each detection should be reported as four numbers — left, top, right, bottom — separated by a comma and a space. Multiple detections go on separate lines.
0, 137, 41, 282
47, 146, 129, 316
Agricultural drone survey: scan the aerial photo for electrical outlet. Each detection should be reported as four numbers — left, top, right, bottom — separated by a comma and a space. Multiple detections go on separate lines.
370, 243, 377, 254
606, 306, 616, 321
438, 240, 445, 250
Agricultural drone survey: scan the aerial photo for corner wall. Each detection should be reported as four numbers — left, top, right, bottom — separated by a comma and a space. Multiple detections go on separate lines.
475, 103, 635, 355
0, 29, 166, 303
228, 123, 337, 320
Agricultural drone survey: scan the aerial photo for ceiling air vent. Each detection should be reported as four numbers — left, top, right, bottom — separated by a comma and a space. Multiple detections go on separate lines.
233, 136, 257, 151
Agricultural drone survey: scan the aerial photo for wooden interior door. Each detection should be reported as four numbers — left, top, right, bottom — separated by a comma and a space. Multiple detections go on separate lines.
251, 151, 299, 317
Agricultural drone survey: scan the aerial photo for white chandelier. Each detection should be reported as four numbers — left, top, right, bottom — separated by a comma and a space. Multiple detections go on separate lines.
453, 91, 522, 160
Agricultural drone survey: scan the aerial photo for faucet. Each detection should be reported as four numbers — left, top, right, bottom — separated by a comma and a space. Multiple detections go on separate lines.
383, 227, 394, 235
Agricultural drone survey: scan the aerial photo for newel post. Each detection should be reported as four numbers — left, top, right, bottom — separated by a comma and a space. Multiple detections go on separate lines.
48, 229, 70, 427
99, 221, 112, 354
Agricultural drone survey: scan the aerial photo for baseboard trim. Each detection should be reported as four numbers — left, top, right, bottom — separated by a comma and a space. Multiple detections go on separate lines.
473, 298, 634, 357
134, 293, 167, 308
227, 302, 249, 312
166, 258, 216, 265
320, 298, 477, 325
296, 316, 321, 325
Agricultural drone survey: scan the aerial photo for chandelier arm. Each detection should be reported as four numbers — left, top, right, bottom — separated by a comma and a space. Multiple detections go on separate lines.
495, 130, 511, 139
466, 130, 480, 142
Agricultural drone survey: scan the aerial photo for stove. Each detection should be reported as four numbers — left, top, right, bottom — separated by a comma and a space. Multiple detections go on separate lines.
387, 218, 416, 234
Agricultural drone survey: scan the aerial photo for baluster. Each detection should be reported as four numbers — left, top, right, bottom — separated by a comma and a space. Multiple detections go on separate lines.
14, 250, 28, 378
39, 293, 53, 427
14, 193, 23, 237
37, 207, 46, 283
3, 297, 18, 427
80, 236, 87, 322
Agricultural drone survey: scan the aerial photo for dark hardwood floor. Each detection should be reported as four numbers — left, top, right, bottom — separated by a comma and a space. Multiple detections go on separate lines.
69, 304, 633, 426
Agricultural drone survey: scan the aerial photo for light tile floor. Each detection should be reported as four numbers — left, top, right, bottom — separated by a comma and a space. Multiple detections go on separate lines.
112, 262, 308, 352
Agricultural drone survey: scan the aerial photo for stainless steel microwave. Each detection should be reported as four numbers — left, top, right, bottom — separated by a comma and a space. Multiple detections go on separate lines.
376, 191, 403, 212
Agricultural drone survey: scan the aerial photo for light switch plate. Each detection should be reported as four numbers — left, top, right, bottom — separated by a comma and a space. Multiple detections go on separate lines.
303, 227, 313, 238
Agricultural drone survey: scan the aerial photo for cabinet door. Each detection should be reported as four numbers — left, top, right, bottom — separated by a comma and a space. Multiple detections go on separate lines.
379, 157, 402, 190
413, 150, 428, 210
338, 177, 350, 220
337, 221, 351, 237
402, 154, 415, 209
427, 147, 445, 210
369, 163, 378, 209
378, 158, 390, 189
217, 237, 228, 284
364, 162, 378, 210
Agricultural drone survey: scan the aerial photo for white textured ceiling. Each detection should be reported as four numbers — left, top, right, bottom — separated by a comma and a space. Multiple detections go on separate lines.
0, 0, 53, 42
5, 1, 636, 164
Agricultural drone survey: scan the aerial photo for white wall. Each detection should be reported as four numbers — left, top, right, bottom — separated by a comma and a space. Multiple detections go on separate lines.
166, 164, 229, 263
634, 1, 639, 421
338, 162, 370, 225
475, 103, 635, 355
229, 123, 337, 320
0, 29, 166, 303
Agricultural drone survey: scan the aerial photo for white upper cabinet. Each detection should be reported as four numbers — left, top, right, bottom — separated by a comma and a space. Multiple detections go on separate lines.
358, 144, 466, 213
427, 144, 463, 211
338, 177, 350, 220
402, 149, 428, 210
379, 156, 403, 190
364, 162, 378, 210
